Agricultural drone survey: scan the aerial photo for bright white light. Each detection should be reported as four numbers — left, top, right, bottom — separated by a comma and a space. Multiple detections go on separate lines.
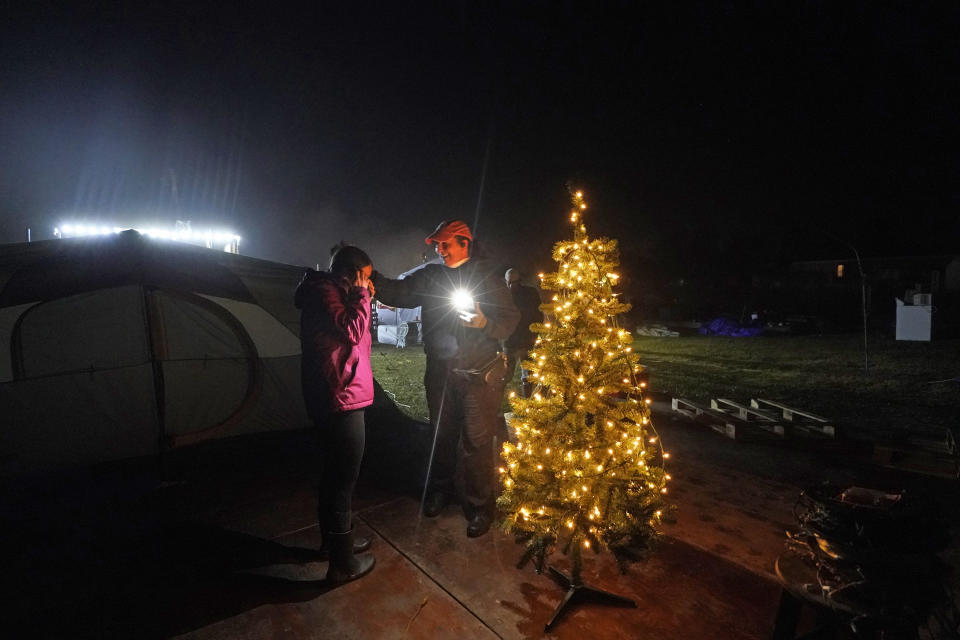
55, 222, 241, 253
450, 288, 474, 312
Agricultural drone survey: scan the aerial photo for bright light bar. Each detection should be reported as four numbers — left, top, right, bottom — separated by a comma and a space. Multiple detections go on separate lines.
55, 222, 242, 253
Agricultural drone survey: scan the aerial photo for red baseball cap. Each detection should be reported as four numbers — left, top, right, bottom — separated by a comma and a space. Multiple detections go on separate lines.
425, 219, 473, 245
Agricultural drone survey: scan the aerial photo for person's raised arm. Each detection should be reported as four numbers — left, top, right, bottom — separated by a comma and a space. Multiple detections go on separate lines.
317, 278, 371, 345
370, 269, 424, 309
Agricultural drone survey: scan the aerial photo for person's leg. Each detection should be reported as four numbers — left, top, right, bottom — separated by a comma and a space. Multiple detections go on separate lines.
315, 410, 371, 555
424, 359, 460, 509
321, 409, 367, 532
317, 417, 334, 533
505, 352, 519, 383
321, 409, 375, 582
460, 379, 504, 536
520, 366, 533, 398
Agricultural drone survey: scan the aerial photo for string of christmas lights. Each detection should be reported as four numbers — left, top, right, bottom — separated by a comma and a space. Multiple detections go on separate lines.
497, 188, 673, 578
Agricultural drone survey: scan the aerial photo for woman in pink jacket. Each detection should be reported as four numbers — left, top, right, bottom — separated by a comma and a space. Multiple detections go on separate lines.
294, 245, 376, 583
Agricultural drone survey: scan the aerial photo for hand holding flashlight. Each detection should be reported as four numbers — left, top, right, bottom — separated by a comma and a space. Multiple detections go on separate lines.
460, 303, 487, 329
451, 288, 486, 328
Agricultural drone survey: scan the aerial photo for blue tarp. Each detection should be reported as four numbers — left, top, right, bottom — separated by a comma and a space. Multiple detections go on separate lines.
698, 317, 765, 337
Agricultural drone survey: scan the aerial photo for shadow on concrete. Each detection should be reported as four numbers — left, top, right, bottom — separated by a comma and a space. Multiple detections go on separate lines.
0, 378, 433, 639
3, 495, 377, 638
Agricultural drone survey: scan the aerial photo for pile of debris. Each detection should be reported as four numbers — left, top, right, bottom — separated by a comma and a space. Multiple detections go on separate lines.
785, 483, 957, 638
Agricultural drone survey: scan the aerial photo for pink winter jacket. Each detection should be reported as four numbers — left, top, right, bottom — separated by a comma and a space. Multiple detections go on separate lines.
295, 270, 373, 417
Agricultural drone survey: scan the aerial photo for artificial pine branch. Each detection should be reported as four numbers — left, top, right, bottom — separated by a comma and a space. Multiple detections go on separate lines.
497, 187, 674, 577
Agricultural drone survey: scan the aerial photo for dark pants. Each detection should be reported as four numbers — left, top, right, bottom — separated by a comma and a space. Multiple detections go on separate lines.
424, 358, 506, 512
317, 409, 366, 533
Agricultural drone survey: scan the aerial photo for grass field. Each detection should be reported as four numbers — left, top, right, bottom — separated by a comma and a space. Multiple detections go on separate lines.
636, 335, 960, 439
371, 335, 960, 440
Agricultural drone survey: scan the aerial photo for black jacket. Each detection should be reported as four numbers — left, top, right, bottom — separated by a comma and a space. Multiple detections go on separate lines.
506, 283, 543, 352
372, 258, 520, 368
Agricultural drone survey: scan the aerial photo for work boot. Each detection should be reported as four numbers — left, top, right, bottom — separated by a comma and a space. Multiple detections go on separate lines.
466, 509, 492, 538
422, 491, 446, 518
325, 530, 375, 583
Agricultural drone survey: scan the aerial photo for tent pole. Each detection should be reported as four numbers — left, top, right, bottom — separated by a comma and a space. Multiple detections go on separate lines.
415, 372, 449, 536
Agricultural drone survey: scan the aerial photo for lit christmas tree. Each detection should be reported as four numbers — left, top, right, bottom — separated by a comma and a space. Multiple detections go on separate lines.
497, 187, 672, 629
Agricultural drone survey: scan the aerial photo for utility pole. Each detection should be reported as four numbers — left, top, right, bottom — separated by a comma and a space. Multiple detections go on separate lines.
851, 244, 869, 374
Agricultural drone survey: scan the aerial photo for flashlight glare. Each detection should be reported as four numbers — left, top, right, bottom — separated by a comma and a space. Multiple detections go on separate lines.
451, 288, 474, 312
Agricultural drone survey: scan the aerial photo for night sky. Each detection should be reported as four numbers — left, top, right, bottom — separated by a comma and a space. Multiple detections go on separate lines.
1, 2, 957, 282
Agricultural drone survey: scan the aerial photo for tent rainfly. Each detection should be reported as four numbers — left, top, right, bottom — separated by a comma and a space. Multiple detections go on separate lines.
0, 231, 312, 475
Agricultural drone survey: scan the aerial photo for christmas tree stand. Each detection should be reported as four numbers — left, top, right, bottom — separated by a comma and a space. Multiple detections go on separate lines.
497, 188, 666, 633
544, 562, 636, 631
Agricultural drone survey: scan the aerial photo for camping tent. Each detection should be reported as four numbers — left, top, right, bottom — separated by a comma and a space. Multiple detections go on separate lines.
0, 231, 312, 475
374, 257, 440, 346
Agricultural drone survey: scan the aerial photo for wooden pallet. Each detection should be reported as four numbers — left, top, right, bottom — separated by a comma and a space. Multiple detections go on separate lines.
672, 397, 839, 443
711, 398, 785, 436
750, 398, 836, 438
671, 398, 771, 441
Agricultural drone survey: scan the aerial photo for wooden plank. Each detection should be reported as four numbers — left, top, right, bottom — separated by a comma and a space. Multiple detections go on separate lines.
673, 398, 768, 441
672, 397, 703, 419
672, 398, 738, 424
751, 398, 829, 423
756, 423, 786, 437
709, 422, 737, 439
711, 399, 785, 437
751, 399, 836, 438
790, 423, 835, 438
712, 398, 780, 422
710, 398, 786, 439
700, 415, 764, 441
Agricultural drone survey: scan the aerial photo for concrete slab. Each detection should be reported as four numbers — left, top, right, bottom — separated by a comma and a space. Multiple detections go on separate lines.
361, 496, 780, 639
173, 523, 497, 640
659, 432, 800, 577
650, 405, 960, 586
6, 408, 957, 639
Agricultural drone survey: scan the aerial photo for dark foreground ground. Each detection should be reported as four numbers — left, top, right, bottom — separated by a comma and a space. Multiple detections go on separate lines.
3, 396, 958, 639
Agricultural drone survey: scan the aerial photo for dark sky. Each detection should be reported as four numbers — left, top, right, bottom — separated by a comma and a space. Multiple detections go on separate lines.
1, 2, 957, 280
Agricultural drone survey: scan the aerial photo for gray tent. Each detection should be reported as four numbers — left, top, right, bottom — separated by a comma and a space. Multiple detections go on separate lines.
0, 231, 311, 475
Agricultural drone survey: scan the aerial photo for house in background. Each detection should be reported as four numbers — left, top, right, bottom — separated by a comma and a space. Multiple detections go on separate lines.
786, 254, 960, 334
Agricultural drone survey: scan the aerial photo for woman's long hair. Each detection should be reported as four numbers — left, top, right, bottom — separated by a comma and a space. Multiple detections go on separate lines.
329, 245, 372, 277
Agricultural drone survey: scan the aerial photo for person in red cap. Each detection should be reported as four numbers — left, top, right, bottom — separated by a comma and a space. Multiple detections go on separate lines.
371, 219, 519, 537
